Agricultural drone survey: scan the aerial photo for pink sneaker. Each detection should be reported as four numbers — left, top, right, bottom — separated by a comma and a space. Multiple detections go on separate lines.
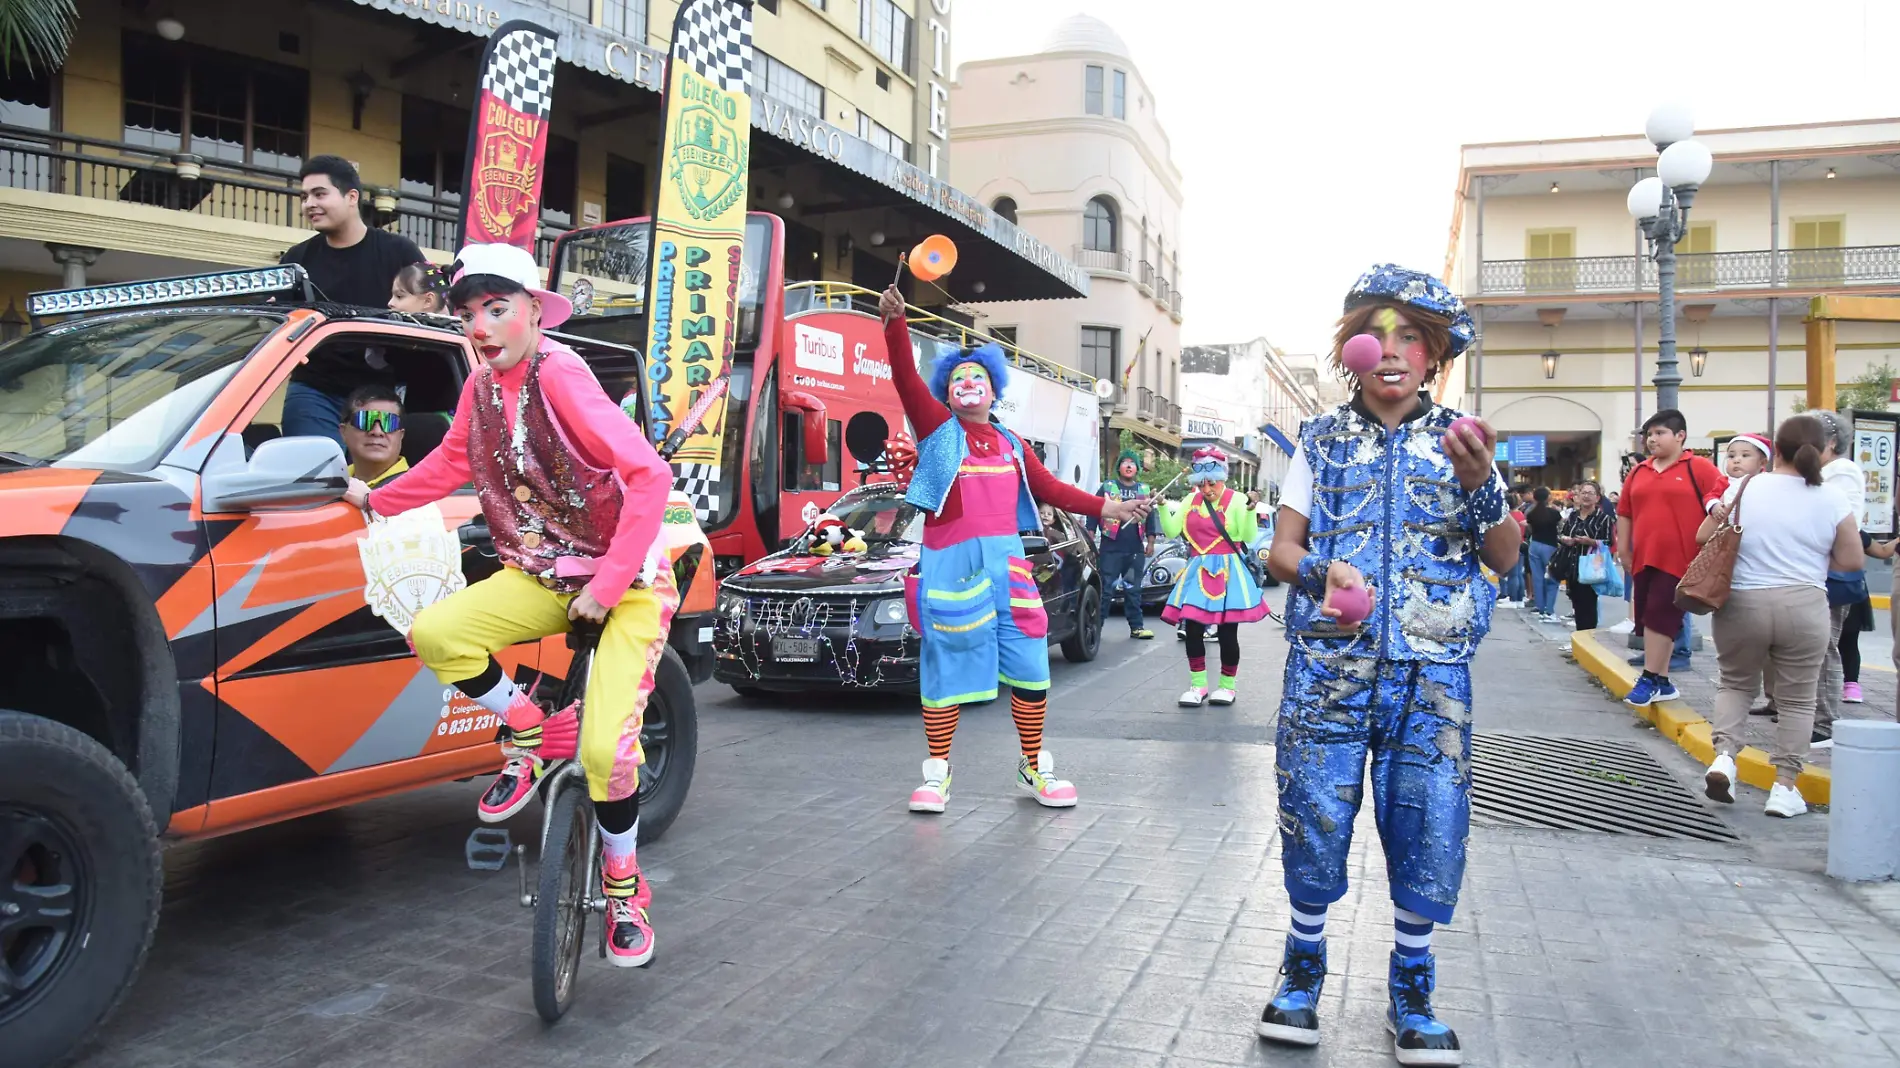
602, 854, 654, 967
477, 753, 546, 823
1843, 682, 1864, 704
1017, 750, 1078, 808
909, 758, 951, 814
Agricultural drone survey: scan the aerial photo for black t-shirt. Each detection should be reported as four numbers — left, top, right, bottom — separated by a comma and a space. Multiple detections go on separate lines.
1526, 504, 1563, 546
280, 228, 426, 393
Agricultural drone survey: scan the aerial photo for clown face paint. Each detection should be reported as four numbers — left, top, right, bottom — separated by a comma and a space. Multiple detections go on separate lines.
1357, 307, 1429, 407
458, 291, 544, 371
948, 361, 994, 417
1119, 458, 1139, 480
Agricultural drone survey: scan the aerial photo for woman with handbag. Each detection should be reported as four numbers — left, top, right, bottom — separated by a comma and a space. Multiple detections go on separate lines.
1159, 445, 1271, 707
1549, 479, 1615, 631
1697, 415, 1864, 819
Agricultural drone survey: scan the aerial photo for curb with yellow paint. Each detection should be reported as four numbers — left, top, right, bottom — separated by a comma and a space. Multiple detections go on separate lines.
1874, 594, 1890, 611
1569, 629, 1831, 806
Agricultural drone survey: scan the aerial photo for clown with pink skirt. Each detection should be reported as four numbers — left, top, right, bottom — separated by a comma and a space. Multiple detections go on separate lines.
1159, 446, 1271, 706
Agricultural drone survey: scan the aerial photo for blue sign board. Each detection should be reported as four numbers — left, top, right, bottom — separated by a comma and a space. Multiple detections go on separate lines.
1494, 441, 1509, 463
1508, 435, 1547, 467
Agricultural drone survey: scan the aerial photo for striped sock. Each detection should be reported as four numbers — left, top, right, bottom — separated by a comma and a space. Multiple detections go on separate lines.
1394, 906, 1433, 959
922, 704, 960, 760
1010, 689, 1047, 761
1290, 898, 1327, 949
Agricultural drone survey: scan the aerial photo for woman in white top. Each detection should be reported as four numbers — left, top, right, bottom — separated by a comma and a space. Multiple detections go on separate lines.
1697, 414, 1862, 818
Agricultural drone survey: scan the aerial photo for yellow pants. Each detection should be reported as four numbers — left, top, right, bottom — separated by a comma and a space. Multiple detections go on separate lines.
411, 564, 678, 802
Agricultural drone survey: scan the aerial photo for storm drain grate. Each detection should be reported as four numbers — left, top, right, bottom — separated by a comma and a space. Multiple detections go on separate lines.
1470, 732, 1738, 842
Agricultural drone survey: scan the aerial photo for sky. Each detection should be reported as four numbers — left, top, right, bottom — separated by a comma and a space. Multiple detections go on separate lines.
951, 0, 1900, 358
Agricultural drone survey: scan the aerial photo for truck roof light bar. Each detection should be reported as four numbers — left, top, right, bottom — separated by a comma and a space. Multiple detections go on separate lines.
28, 265, 315, 325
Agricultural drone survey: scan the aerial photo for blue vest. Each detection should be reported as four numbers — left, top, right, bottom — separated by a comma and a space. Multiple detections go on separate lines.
905, 418, 1044, 534
1285, 400, 1500, 664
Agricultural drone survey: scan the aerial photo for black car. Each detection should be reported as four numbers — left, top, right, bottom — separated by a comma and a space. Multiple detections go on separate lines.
713, 482, 1104, 695
1105, 536, 1190, 611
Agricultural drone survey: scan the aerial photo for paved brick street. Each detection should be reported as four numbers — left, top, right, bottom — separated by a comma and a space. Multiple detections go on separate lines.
74, 593, 1900, 1068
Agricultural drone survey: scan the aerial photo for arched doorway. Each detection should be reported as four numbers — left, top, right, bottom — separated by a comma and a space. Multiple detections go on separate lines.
1488, 395, 1605, 490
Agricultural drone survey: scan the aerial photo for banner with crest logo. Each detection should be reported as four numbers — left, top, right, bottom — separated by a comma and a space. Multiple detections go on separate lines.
459, 20, 559, 251
644, 0, 754, 522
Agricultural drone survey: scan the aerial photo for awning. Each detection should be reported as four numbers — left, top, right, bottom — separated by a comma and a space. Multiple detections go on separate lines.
1110, 414, 1181, 450
348, 0, 1089, 301
1263, 424, 1297, 457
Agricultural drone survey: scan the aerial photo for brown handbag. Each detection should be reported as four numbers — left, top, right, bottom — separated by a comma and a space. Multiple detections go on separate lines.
1674, 471, 1752, 615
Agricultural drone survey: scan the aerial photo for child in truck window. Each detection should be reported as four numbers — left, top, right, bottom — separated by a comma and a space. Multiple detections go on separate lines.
387, 261, 448, 316
345, 242, 675, 970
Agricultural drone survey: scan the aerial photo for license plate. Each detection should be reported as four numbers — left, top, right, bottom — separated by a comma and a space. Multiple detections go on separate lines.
772, 637, 821, 663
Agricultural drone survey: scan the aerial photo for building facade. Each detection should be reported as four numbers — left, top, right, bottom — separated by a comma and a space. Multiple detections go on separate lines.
948, 13, 1185, 458
0, 0, 1083, 327
1179, 338, 1326, 496
1446, 118, 1900, 488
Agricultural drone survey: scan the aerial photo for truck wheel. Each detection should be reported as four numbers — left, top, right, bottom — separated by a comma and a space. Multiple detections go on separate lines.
0, 710, 161, 1068
634, 649, 698, 844
1061, 586, 1103, 663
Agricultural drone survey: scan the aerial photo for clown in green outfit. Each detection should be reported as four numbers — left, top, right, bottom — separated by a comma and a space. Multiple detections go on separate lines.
1089, 449, 1161, 639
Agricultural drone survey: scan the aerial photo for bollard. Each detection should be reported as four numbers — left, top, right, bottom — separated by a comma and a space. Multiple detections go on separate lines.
1827, 720, 1900, 882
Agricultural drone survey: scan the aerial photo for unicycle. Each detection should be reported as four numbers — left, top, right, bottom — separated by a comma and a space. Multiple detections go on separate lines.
518, 620, 604, 1023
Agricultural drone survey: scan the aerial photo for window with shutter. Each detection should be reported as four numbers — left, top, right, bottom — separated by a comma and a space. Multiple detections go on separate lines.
1790, 217, 1846, 285
1525, 229, 1576, 292
1678, 222, 1715, 287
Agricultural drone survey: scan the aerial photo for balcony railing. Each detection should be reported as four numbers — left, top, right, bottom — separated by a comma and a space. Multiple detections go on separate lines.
1137, 258, 1155, 294
1073, 245, 1132, 274
1130, 387, 1178, 428
1153, 275, 1171, 310
1478, 246, 1900, 295
0, 125, 567, 266
1169, 288, 1182, 319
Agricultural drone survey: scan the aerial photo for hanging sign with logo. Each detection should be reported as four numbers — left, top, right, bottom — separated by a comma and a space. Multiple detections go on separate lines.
644, 0, 755, 522
458, 21, 559, 250
1854, 416, 1896, 535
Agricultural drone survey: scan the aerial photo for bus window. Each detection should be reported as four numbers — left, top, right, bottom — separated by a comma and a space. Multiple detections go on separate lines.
782, 413, 842, 493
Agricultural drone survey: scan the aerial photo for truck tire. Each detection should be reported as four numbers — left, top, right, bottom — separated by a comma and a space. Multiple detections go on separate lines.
634, 649, 697, 844
0, 710, 162, 1068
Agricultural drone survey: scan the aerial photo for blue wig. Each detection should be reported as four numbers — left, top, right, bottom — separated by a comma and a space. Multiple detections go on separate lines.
927, 342, 1010, 405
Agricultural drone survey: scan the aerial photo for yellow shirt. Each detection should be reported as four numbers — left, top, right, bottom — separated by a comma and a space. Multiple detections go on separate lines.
349, 455, 409, 488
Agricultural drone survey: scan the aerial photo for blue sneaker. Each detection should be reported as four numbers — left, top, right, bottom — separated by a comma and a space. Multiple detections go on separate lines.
1625, 675, 1660, 706
1655, 678, 1681, 701
1257, 936, 1325, 1046
1387, 951, 1462, 1066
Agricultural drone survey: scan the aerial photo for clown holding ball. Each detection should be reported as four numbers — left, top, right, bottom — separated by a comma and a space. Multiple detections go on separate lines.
1256, 265, 1521, 1065
877, 286, 1150, 816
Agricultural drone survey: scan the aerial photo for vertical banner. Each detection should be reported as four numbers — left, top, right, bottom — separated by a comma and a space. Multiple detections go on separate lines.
459, 21, 560, 251
645, 0, 755, 522
1853, 415, 1897, 535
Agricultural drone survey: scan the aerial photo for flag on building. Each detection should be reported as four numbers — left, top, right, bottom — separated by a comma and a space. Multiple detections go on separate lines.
459, 21, 560, 251
1121, 325, 1153, 394
644, 0, 755, 522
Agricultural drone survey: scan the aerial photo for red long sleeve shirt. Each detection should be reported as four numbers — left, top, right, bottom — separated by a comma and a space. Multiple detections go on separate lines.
884, 312, 1104, 523
368, 339, 673, 607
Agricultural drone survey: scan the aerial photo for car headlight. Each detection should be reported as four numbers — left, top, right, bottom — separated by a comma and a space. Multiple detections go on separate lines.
872, 598, 907, 626
717, 591, 746, 620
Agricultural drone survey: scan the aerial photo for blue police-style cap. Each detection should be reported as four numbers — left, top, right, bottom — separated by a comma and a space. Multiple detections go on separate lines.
1344, 264, 1476, 359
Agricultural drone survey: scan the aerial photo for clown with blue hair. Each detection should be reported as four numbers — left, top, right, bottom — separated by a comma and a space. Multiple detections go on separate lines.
1157, 445, 1269, 706
877, 286, 1150, 815
1252, 265, 1520, 1066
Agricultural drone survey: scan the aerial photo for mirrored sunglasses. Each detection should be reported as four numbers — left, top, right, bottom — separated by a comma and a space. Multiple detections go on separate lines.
347, 410, 403, 434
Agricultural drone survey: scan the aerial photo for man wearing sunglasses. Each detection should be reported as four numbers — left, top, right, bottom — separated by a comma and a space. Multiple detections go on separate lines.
340, 383, 409, 488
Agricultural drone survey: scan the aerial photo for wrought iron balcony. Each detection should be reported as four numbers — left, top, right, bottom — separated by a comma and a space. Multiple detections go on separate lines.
1137, 258, 1155, 294
1153, 275, 1171, 310
1073, 245, 1133, 275
1169, 288, 1182, 319
1478, 245, 1900, 296
0, 125, 567, 265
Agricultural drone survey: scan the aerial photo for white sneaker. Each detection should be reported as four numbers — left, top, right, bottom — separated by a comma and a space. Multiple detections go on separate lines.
1209, 684, 1237, 705
1609, 619, 1636, 635
1178, 686, 1209, 707
1704, 752, 1736, 804
908, 758, 951, 814
1764, 782, 1808, 819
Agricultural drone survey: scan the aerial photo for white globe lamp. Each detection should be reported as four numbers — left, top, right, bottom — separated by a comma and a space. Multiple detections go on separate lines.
1626, 176, 1665, 221
1645, 103, 1694, 150
1657, 140, 1714, 190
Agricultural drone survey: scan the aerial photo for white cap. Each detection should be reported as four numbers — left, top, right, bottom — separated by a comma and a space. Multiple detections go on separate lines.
449, 243, 573, 328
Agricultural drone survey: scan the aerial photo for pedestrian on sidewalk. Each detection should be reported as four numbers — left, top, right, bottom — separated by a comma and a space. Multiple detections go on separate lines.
1725, 434, 1784, 719
1701, 415, 1863, 818
1159, 446, 1269, 706
1498, 502, 1528, 606
1259, 265, 1519, 1066
1526, 486, 1563, 621
1549, 479, 1614, 631
876, 286, 1150, 815
1812, 410, 1866, 744
1090, 450, 1160, 640
1616, 410, 1729, 708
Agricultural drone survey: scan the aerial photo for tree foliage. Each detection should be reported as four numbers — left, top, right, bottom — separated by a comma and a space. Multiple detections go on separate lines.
1118, 430, 1191, 500
1792, 360, 1895, 414
0, 0, 77, 78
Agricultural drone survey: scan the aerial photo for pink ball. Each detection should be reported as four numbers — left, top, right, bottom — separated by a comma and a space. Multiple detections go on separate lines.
1448, 416, 1484, 445
1330, 585, 1372, 626
1341, 333, 1383, 374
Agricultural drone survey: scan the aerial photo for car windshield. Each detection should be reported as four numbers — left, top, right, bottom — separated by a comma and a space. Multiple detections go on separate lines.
0, 313, 277, 470
818, 491, 921, 547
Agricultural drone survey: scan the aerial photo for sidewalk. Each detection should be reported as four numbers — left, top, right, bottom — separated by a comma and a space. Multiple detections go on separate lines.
74, 598, 1900, 1068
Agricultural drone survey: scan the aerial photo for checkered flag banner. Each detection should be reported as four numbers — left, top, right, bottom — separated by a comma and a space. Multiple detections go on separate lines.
459, 20, 559, 250
670, 0, 754, 96
676, 463, 722, 522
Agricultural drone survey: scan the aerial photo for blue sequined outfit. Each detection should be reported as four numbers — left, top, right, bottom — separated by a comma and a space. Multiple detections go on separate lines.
1277, 398, 1507, 925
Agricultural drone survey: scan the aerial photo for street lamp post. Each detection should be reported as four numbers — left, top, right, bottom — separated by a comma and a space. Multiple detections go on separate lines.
1626, 104, 1714, 413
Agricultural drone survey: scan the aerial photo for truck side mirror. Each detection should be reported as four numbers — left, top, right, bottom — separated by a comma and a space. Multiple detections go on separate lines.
780, 390, 828, 467
201, 436, 348, 513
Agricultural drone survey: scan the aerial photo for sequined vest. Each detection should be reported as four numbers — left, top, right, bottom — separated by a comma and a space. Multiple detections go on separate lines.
905, 417, 1043, 534
466, 351, 623, 592
1284, 400, 1496, 664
